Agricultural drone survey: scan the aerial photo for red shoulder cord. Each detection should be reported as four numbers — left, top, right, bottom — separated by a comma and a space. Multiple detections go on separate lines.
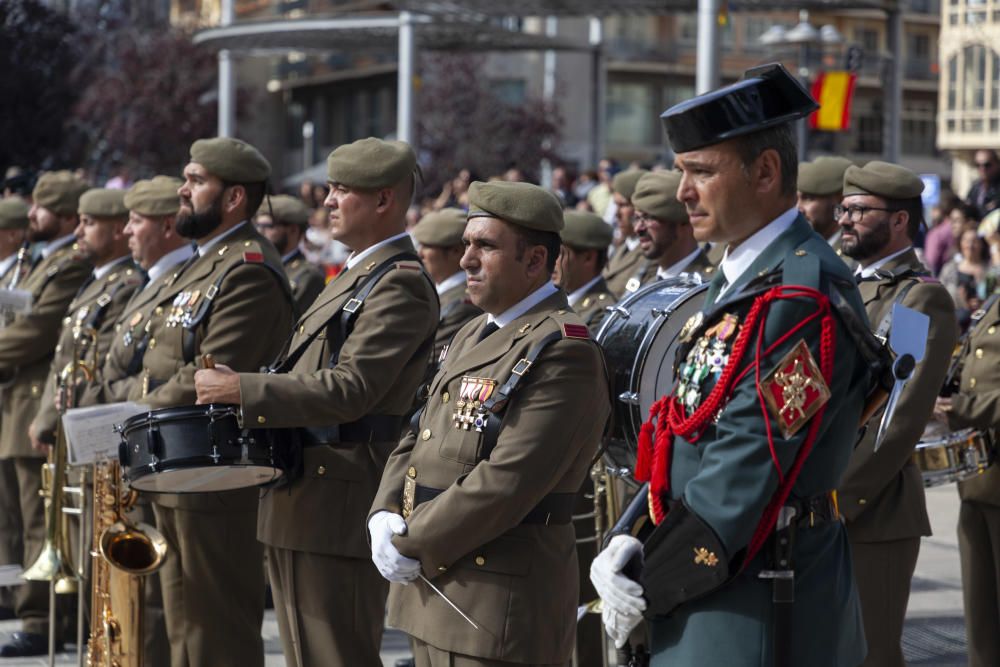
634, 285, 836, 567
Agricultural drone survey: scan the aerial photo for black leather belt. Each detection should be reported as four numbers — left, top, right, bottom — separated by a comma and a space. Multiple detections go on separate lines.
785, 492, 840, 529
414, 484, 576, 525
301, 414, 404, 447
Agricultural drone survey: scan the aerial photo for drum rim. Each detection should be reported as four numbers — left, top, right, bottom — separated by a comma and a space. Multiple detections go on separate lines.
121, 403, 242, 429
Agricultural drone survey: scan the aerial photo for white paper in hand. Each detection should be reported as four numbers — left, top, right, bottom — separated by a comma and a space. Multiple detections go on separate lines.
62, 401, 150, 465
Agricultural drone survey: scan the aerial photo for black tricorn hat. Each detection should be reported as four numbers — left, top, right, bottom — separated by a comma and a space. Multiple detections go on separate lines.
661, 63, 819, 154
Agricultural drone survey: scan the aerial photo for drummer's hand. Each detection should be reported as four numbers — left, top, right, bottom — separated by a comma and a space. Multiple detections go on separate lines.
933, 396, 953, 422
28, 423, 51, 455
194, 364, 241, 405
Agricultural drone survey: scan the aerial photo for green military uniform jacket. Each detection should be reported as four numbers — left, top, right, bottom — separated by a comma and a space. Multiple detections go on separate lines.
126, 222, 294, 511
434, 279, 480, 364
31, 257, 145, 444
569, 276, 615, 334
371, 290, 611, 664
240, 235, 439, 557
603, 242, 644, 297
838, 249, 956, 542
0, 240, 91, 459
283, 247, 326, 316
949, 295, 1000, 505
649, 216, 868, 666
78, 254, 194, 407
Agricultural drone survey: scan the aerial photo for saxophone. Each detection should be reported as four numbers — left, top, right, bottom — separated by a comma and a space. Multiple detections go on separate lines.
87, 459, 166, 667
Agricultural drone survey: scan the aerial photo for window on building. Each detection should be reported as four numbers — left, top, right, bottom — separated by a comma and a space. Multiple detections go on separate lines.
854, 28, 879, 54
678, 13, 698, 43
607, 82, 657, 147
964, 44, 988, 110
902, 100, 938, 155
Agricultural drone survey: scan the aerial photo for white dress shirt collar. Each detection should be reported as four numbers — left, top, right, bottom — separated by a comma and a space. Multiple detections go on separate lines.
146, 244, 195, 287
656, 248, 702, 281
857, 245, 913, 279
568, 275, 603, 307
435, 271, 466, 296
718, 207, 799, 299
488, 281, 559, 328
345, 231, 411, 271
625, 236, 641, 252
93, 255, 131, 281
40, 234, 76, 259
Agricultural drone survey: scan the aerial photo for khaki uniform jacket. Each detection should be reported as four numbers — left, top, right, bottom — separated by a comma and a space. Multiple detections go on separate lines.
126, 223, 294, 511
838, 249, 957, 541
571, 276, 615, 334
283, 248, 326, 316
603, 242, 643, 297
949, 295, 1000, 505
31, 258, 145, 444
0, 242, 91, 459
78, 255, 194, 407
241, 235, 439, 557
434, 281, 480, 363
371, 291, 611, 663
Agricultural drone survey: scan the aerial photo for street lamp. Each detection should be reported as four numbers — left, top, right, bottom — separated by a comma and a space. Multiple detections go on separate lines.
759, 11, 843, 161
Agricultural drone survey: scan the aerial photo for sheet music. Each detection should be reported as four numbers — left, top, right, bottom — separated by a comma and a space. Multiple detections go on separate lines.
62, 401, 150, 465
0, 564, 25, 587
0, 288, 32, 314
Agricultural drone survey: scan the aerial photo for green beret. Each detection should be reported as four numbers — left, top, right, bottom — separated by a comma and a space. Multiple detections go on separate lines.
124, 176, 182, 217
326, 138, 418, 190
631, 171, 687, 223
611, 169, 649, 199
79, 188, 128, 218
190, 137, 271, 183
32, 171, 89, 216
843, 161, 924, 200
798, 157, 854, 196
467, 181, 564, 233
561, 211, 613, 250
412, 208, 466, 247
0, 199, 30, 230
258, 195, 310, 227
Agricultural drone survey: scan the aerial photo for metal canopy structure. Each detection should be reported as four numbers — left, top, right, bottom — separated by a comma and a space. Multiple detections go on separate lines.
391, 0, 895, 15
192, 15, 588, 53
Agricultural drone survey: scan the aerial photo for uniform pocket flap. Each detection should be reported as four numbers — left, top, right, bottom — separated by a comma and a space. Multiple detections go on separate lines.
454, 534, 532, 577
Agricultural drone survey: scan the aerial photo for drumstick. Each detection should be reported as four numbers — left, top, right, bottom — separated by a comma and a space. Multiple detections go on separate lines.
202, 354, 216, 370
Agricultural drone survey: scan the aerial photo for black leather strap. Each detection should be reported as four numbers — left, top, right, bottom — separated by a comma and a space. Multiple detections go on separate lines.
299, 414, 405, 446
414, 484, 576, 525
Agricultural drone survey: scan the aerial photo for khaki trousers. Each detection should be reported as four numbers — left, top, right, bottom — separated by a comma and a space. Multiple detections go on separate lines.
152, 502, 264, 667
958, 500, 1000, 667
849, 537, 920, 667
8, 457, 49, 635
0, 457, 23, 609
266, 545, 387, 667
411, 637, 570, 667
126, 500, 169, 667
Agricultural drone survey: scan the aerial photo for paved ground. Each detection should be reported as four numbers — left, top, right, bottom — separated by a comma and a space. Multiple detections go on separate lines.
0, 485, 971, 666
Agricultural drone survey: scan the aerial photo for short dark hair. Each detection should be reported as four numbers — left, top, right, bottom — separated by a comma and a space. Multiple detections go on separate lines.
515, 227, 561, 274
225, 180, 267, 218
885, 196, 924, 240
732, 123, 798, 197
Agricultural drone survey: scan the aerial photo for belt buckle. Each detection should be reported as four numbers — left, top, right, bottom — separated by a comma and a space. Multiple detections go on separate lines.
343, 298, 363, 314
511, 359, 532, 376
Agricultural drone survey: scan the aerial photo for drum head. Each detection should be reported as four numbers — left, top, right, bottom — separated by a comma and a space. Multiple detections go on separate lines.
130, 465, 283, 493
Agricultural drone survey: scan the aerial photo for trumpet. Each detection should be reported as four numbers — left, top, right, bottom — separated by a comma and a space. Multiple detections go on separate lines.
87, 459, 166, 667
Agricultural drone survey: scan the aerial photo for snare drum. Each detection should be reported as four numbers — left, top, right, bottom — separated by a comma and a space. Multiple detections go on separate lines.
912, 426, 995, 488
595, 278, 708, 475
118, 404, 284, 493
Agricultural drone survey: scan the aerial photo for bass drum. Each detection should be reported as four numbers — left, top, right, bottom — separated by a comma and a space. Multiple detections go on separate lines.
595, 278, 709, 475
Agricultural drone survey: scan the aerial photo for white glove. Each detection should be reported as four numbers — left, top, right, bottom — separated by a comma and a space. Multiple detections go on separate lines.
368, 511, 421, 584
590, 535, 646, 648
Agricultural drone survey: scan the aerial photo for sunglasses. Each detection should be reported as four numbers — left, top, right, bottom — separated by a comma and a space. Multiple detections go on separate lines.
976, 161, 996, 169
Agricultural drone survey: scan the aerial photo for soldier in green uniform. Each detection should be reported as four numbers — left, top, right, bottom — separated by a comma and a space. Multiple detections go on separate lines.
368, 180, 611, 667
0, 171, 91, 657
254, 194, 326, 316
591, 64, 871, 667
555, 210, 615, 334
412, 207, 481, 365
835, 162, 957, 667
195, 138, 439, 667
29, 188, 144, 448
124, 138, 294, 667
936, 252, 1000, 667
631, 170, 715, 284
604, 169, 654, 297
0, 199, 30, 618
797, 156, 855, 269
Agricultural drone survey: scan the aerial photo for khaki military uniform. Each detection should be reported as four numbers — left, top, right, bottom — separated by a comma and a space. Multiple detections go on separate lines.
570, 277, 615, 335
372, 290, 611, 665
837, 249, 957, 666
30, 258, 144, 443
947, 294, 1000, 667
603, 243, 643, 298
283, 248, 325, 317
434, 280, 480, 363
238, 235, 438, 667
0, 240, 91, 635
125, 222, 294, 667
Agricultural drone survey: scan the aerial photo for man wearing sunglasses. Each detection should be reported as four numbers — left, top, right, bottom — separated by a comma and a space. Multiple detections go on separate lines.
965, 149, 1000, 221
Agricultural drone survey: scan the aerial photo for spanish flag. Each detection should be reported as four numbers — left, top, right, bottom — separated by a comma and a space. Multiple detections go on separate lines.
809, 71, 857, 131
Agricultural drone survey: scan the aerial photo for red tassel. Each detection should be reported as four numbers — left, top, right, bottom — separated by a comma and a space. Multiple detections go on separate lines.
634, 417, 656, 482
